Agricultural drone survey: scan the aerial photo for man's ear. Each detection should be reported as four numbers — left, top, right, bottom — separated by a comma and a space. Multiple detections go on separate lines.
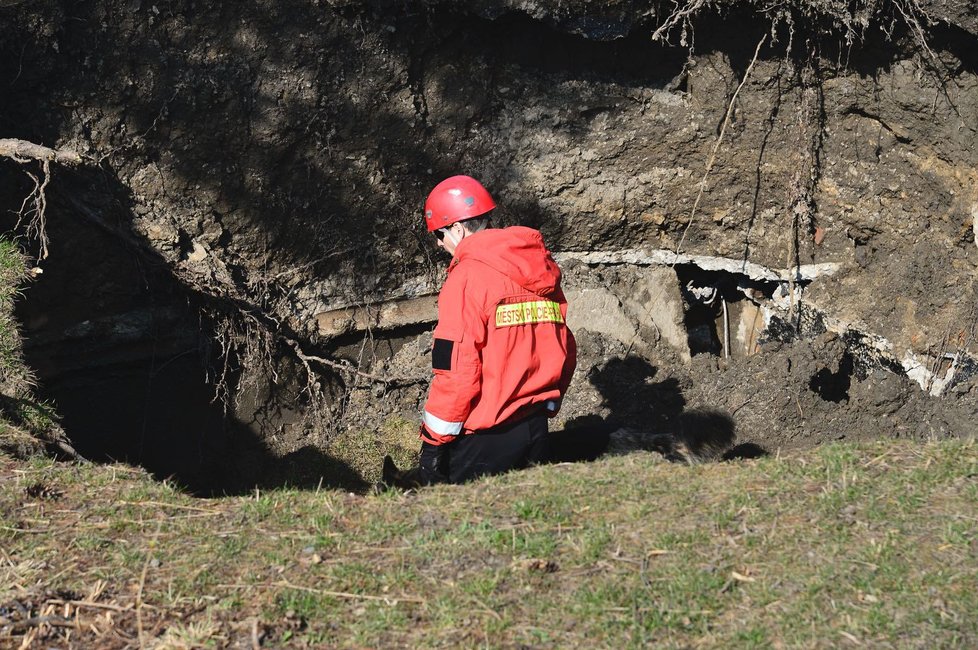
443, 224, 462, 247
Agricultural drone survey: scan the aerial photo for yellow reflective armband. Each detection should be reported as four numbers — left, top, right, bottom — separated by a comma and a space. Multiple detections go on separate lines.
494, 300, 564, 327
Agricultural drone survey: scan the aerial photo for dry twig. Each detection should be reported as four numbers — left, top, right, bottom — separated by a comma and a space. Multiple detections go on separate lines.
219, 580, 426, 605
10, 614, 77, 633
135, 518, 163, 649
44, 599, 132, 613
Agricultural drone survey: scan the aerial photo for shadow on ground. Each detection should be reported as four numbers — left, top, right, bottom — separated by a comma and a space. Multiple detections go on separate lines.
8, 168, 370, 497
547, 356, 768, 465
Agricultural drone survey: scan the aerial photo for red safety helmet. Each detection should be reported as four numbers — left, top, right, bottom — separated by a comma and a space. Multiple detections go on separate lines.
423, 175, 496, 232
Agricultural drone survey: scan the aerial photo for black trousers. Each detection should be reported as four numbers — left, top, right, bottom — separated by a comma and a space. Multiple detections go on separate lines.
421, 415, 549, 484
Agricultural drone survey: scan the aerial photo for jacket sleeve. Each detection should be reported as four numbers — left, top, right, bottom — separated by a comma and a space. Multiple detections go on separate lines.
421, 268, 486, 446
550, 286, 577, 416
559, 326, 577, 395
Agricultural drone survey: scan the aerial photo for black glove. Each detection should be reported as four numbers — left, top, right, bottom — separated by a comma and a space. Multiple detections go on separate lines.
419, 441, 450, 484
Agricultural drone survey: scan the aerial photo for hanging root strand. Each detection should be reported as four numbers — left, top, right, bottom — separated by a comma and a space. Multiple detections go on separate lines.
0, 138, 83, 260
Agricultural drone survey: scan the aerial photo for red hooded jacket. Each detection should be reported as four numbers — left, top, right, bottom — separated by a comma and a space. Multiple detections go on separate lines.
421, 226, 577, 446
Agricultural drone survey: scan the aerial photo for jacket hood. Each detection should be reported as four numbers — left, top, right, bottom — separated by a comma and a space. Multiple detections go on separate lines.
452, 226, 561, 296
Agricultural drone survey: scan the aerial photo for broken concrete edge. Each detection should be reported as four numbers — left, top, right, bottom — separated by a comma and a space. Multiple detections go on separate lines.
312, 249, 838, 335
310, 250, 975, 397
556, 249, 978, 396
315, 295, 439, 338
760, 297, 978, 397
903, 350, 977, 397
553, 249, 840, 283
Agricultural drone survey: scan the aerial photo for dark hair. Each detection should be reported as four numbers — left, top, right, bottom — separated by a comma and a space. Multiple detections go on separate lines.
459, 214, 492, 233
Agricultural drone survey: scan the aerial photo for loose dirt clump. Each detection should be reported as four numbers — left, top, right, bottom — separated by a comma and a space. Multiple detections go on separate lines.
677, 335, 978, 455
326, 313, 977, 485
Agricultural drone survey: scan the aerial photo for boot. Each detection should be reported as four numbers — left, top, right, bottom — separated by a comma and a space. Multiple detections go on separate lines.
377, 455, 426, 491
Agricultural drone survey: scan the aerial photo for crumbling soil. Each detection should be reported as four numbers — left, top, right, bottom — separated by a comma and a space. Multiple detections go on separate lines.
0, 1, 975, 490
336, 271, 978, 479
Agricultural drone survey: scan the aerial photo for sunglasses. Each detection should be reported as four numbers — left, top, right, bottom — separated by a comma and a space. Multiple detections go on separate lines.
434, 227, 451, 242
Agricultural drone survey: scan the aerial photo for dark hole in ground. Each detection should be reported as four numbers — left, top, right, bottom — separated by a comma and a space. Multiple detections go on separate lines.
675, 264, 776, 358
39, 354, 235, 478
809, 351, 855, 403
9, 195, 368, 496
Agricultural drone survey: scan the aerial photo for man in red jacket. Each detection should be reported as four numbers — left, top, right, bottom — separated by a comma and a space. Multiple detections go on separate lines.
406, 174, 577, 485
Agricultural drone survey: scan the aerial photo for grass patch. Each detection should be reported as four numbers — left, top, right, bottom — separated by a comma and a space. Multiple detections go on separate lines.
1, 438, 977, 647
328, 414, 420, 483
0, 238, 28, 383
0, 236, 69, 459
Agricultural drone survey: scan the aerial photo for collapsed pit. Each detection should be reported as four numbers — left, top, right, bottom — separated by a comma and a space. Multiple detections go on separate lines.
2, 1, 976, 490
15, 225, 976, 493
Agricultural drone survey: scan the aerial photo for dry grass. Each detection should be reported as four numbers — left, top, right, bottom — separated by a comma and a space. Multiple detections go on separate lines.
328, 414, 420, 484
1, 437, 977, 648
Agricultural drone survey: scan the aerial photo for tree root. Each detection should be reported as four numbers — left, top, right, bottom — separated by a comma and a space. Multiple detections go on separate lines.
0, 139, 83, 165
287, 338, 425, 388
0, 138, 83, 260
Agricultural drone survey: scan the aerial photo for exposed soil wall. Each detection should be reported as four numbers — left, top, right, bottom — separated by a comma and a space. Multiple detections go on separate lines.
0, 1, 975, 489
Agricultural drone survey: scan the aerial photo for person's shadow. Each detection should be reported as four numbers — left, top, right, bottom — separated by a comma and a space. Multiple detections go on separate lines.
547, 356, 765, 464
